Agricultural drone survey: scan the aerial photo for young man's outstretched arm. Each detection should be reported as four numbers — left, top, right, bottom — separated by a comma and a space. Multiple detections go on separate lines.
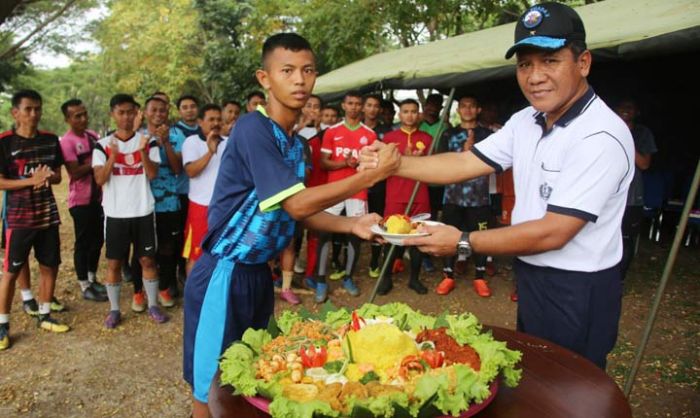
281, 143, 400, 220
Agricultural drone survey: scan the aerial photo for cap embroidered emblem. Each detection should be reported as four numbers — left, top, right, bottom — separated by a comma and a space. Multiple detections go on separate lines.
522, 6, 546, 29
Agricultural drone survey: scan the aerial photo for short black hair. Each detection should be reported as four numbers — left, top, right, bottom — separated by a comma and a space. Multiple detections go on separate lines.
343, 90, 363, 102
321, 104, 339, 113
426, 94, 443, 106
176, 95, 199, 109
307, 94, 323, 107
380, 99, 395, 111
109, 93, 138, 110
457, 94, 480, 105
363, 94, 382, 105
223, 100, 242, 109
152, 91, 168, 98
145, 96, 168, 109
61, 98, 83, 117
399, 98, 420, 109
246, 91, 265, 103
198, 103, 222, 119
567, 40, 588, 59
262, 33, 314, 66
11, 89, 42, 108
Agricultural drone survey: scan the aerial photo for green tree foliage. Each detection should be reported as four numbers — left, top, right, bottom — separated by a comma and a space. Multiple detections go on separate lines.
193, 0, 552, 102
0, 35, 29, 93
194, 0, 261, 102
0, 0, 95, 92
0, 0, 96, 61
1, 0, 601, 131
95, 0, 204, 100
296, 0, 388, 73
1, 55, 113, 134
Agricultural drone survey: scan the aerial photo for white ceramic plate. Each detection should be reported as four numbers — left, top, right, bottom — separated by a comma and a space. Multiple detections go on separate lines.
370, 220, 443, 246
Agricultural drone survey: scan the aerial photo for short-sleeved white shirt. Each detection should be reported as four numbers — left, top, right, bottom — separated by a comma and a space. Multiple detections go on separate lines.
92, 131, 161, 218
473, 88, 634, 272
182, 133, 227, 206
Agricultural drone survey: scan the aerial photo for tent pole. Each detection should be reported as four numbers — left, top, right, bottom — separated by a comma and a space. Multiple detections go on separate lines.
367, 87, 456, 304
623, 157, 700, 396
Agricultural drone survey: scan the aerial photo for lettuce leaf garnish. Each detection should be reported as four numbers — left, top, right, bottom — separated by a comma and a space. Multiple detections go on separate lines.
219, 302, 522, 417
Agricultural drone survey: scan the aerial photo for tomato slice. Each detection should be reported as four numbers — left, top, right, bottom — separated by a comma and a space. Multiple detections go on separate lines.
420, 350, 445, 368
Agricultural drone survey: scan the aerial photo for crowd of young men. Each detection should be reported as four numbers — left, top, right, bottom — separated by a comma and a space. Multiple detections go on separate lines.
0, 87, 275, 348
0, 66, 509, 351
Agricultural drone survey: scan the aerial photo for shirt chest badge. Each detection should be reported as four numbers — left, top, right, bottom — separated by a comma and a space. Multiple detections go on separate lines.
539, 182, 553, 201
360, 136, 368, 145
76, 142, 85, 153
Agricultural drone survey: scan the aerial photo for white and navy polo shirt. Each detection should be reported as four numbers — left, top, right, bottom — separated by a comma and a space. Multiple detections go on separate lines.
473, 87, 634, 272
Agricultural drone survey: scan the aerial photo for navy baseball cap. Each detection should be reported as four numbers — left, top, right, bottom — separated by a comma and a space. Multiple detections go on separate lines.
505, 2, 586, 59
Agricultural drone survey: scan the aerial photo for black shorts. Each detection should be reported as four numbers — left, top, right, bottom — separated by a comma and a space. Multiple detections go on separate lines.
105, 214, 157, 260
368, 180, 386, 216
4, 225, 61, 273
156, 211, 182, 255
442, 204, 491, 232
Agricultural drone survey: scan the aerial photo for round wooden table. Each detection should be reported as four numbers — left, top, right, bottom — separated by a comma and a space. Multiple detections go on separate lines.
208, 326, 632, 418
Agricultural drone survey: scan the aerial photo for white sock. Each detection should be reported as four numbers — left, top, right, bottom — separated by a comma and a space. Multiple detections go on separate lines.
88, 272, 97, 283
79, 280, 90, 292
20, 289, 34, 302
0, 314, 9, 324
39, 303, 50, 316
143, 278, 159, 308
106, 283, 121, 312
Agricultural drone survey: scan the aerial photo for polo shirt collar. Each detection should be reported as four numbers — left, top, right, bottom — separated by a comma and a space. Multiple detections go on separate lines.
533, 86, 597, 130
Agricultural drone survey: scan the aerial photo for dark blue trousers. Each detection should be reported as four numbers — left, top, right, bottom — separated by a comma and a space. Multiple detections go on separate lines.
514, 259, 623, 369
183, 252, 274, 402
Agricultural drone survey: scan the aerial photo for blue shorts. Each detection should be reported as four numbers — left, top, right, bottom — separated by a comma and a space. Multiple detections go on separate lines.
514, 259, 622, 369
183, 252, 274, 403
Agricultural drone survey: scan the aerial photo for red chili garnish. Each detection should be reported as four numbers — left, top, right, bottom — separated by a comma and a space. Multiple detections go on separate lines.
351, 311, 366, 331
298, 345, 328, 368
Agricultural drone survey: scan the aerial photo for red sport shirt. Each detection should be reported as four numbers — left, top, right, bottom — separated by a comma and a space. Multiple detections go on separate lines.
306, 133, 327, 188
321, 121, 376, 200
383, 128, 433, 205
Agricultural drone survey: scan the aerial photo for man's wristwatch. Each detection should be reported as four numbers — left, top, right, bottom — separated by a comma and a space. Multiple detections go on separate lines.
456, 231, 473, 259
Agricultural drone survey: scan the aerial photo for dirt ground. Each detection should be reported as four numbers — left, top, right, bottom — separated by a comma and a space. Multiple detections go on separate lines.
0, 178, 698, 417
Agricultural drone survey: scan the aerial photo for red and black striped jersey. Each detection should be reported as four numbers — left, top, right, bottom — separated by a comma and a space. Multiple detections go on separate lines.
0, 129, 63, 229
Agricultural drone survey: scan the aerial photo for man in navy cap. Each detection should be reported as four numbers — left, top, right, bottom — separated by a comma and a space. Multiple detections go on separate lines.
362, 2, 634, 369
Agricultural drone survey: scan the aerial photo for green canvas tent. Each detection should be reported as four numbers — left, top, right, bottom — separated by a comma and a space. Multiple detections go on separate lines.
313, 0, 700, 98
